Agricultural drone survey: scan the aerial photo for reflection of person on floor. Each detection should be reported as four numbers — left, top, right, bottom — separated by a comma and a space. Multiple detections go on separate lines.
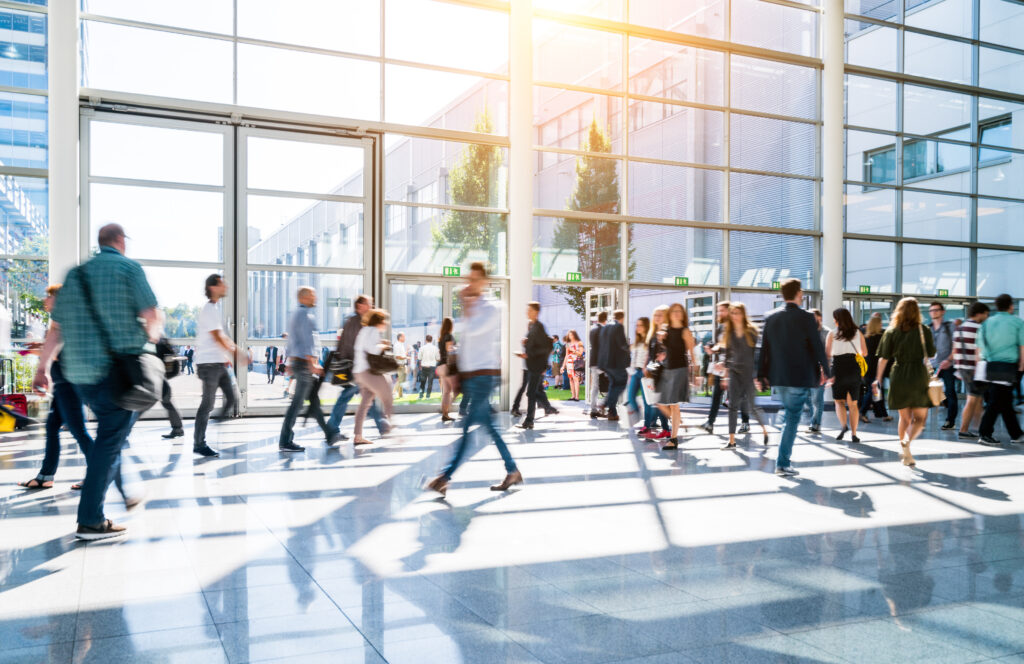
982, 514, 1024, 594
877, 524, 936, 626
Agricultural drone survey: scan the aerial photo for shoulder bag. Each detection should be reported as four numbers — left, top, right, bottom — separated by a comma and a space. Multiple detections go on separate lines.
78, 266, 164, 412
918, 325, 945, 407
852, 332, 868, 377
367, 349, 399, 376
325, 350, 353, 386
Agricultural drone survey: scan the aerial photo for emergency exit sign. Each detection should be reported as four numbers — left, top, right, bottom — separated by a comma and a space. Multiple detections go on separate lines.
565, 272, 582, 282
771, 280, 781, 290
675, 276, 689, 286
443, 266, 460, 277
859, 285, 871, 294
938, 289, 949, 297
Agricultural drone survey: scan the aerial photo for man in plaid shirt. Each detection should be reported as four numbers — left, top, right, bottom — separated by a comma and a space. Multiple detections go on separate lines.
34, 224, 160, 540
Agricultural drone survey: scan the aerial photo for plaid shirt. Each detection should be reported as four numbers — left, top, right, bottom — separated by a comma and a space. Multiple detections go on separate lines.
52, 246, 158, 385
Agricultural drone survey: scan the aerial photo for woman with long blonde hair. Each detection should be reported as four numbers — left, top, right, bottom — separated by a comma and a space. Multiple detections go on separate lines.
874, 298, 935, 466
720, 303, 769, 449
642, 305, 672, 438
656, 302, 699, 450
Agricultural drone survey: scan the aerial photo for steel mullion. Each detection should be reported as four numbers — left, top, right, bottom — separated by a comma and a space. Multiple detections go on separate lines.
844, 64, 1024, 105
247, 188, 366, 205
87, 175, 225, 193
0, 166, 48, 179
535, 207, 823, 235
843, 232, 1023, 252
383, 200, 510, 214
0, 0, 45, 13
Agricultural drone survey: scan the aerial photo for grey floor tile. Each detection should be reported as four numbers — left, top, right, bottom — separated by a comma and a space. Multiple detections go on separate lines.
678, 633, 854, 664
899, 604, 1024, 659
75, 592, 213, 640
547, 570, 702, 613
73, 625, 230, 664
609, 601, 776, 651
215, 611, 368, 664
503, 614, 674, 664
261, 647, 386, 664
342, 597, 493, 650
0, 641, 73, 664
203, 581, 340, 624
443, 582, 603, 627
0, 613, 77, 651
788, 617, 987, 663
377, 626, 543, 664
707, 592, 875, 634
516, 557, 631, 583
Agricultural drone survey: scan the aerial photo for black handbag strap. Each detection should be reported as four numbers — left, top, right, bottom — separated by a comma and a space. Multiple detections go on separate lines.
76, 264, 115, 359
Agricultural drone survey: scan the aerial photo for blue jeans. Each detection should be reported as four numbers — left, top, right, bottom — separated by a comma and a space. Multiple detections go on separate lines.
626, 369, 646, 415
279, 360, 337, 446
776, 386, 811, 469
328, 382, 385, 432
442, 375, 516, 478
39, 363, 93, 480
937, 367, 958, 424
74, 374, 135, 527
809, 385, 825, 427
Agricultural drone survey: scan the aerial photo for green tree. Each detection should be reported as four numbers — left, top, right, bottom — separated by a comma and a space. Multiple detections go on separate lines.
432, 108, 504, 268
551, 119, 632, 318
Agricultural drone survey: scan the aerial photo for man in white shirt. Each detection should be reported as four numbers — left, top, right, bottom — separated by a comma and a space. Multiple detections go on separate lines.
418, 335, 440, 399
393, 333, 408, 398
193, 274, 237, 457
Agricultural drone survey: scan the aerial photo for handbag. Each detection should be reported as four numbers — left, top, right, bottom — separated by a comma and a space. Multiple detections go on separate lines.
367, 350, 399, 376
325, 350, 353, 386
918, 325, 945, 407
78, 265, 164, 412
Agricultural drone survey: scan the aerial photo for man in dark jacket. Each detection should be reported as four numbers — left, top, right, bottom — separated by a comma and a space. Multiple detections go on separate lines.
757, 279, 829, 477
265, 345, 278, 383
326, 295, 387, 439
594, 309, 630, 421
517, 301, 557, 430
587, 311, 607, 413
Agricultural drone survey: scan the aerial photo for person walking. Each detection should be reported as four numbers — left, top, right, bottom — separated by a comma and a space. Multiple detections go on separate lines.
192, 274, 238, 457
278, 287, 342, 452
39, 223, 160, 540
326, 295, 387, 437
826, 307, 867, 443
626, 317, 650, 426
155, 335, 185, 440
517, 301, 557, 429
437, 317, 456, 422
265, 345, 278, 384
393, 333, 408, 398
564, 330, 584, 401
551, 335, 564, 389
805, 309, 830, 433
426, 262, 521, 496
928, 302, 959, 430
586, 312, 606, 413
953, 302, 989, 439
757, 279, 830, 476
700, 301, 748, 434
641, 305, 672, 440
20, 285, 93, 491
719, 303, 769, 449
418, 335, 439, 399
408, 342, 420, 394
874, 297, 936, 466
858, 314, 892, 424
977, 294, 1024, 447
657, 303, 699, 450
184, 346, 194, 375
594, 309, 630, 422
352, 309, 397, 445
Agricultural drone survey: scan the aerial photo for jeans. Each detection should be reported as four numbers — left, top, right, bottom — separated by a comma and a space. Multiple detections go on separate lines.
809, 385, 825, 427
776, 386, 811, 469
602, 367, 628, 417
185, 360, 194, 375
74, 374, 135, 527
442, 375, 516, 478
419, 366, 436, 398
625, 368, 646, 415
161, 378, 183, 431
937, 367, 959, 424
707, 374, 747, 425
279, 360, 336, 446
267, 360, 275, 383
194, 363, 237, 447
328, 382, 385, 432
39, 365, 93, 480
980, 382, 1023, 440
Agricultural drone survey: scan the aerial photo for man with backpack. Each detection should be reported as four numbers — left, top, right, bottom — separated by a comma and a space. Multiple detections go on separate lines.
928, 302, 959, 430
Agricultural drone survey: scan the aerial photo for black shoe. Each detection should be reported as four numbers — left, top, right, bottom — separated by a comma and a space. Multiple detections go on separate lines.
836, 427, 848, 441
591, 409, 606, 419
958, 430, 979, 439
699, 421, 713, 434
851, 434, 861, 443
510, 409, 522, 417
193, 445, 219, 457
516, 421, 534, 430
941, 421, 955, 430
162, 429, 184, 440
545, 408, 560, 416
806, 425, 820, 434
279, 441, 306, 452
738, 423, 750, 434
661, 437, 679, 451
721, 442, 737, 450
979, 436, 1002, 447
327, 432, 347, 446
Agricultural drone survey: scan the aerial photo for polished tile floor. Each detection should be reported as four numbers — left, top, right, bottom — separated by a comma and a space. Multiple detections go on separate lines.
3, 404, 1024, 663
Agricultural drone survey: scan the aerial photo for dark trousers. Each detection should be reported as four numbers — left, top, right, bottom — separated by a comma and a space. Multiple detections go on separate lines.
74, 374, 134, 527
418, 366, 436, 398
707, 374, 747, 425
980, 383, 1023, 440
442, 375, 516, 478
279, 360, 336, 446
161, 378, 183, 431
194, 363, 237, 447
858, 380, 889, 418
185, 360, 193, 375
513, 368, 552, 412
39, 376, 93, 480
938, 367, 959, 423
602, 367, 628, 417
523, 369, 549, 425
267, 360, 276, 383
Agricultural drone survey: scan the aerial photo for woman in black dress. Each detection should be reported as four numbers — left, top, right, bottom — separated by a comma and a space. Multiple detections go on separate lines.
657, 302, 699, 451
826, 307, 868, 443
437, 317, 456, 422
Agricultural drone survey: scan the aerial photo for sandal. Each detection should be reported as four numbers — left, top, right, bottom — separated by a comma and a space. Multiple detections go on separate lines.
661, 438, 679, 451
71, 483, 83, 491
18, 478, 53, 490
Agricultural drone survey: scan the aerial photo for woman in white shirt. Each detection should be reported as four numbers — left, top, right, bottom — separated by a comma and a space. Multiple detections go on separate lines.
353, 309, 395, 445
826, 307, 868, 443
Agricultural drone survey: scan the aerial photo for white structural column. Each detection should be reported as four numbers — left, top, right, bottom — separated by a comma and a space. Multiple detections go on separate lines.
48, 0, 79, 279
507, 0, 532, 400
821, 0, 845, 316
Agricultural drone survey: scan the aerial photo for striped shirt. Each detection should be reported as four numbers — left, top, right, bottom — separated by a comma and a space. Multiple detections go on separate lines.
953, 320, 980, 373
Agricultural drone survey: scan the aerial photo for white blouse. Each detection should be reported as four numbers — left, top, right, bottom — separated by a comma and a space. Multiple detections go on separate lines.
353, 326, 384, 374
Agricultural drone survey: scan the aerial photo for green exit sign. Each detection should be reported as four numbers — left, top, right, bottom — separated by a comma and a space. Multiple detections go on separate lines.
443, 266, 460, 277
675, 276, 689, 287
565, 271, 582, 283
938, 289, 949, 297
859, 285, 871, 294
771, 280, 781, 290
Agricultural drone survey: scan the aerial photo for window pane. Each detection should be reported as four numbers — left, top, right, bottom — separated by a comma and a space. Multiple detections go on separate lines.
903, 85, 971, 136
0, 258, 47, 339
848, 130, 895, 184
903, 139, 970, 192
247, 136, 364, 196
389, 282, 444, 357
731, 56, 817, 120
246, 271, 363, 340
247, 197, 363, 269
537, 0, 623, 21
90, 121, 224, 186
979, 151, 1024, 199
902, 191, 970, 242
980, 47, 1024, 96
905, 0, 971, 37
629, 101, 723, 166
846, 75, 897, 131
731, 172, 816, 230
385, 65, 508, 133
845, 185, 895, 234
846, 239, 895, 292
534, 153, 621, 213
385, 205, 507, 275
534, 284, 590, 342
904, 33, 970, 84
386, 0, 507, 73
535, 87, 622, 152
901, 243, 969, 296
144, 266, 225, 339
385, 136, 508, 209
238, 0, 379, 56
81, 22, 233, 103
629, 0, 726, 41
0, 175, 47, 256
731, 0, 818, 57
978, 249, 1024, 297
628, 37, 724, 107
978, 198, 1024, 245
90, 184, 224, 263
82, 0, 233, 33
980, 0, 1024, 49
846, 0, 897, 21
629, 224, 722, 285
533, 216, 620, 280
238, 44, 380, 121
731, 114, 816, 177
533, 20, 622, 90
0, 91, 47, 169
730, 231, 815, 288
846, 20, 898, 71
0, 8, 47, 90
629, 162, 723, 222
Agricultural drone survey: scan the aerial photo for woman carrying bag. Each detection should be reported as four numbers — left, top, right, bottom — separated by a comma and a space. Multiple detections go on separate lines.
826, 307, 868, 443
352, 309, 396, 445
719, 303, 769, 449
